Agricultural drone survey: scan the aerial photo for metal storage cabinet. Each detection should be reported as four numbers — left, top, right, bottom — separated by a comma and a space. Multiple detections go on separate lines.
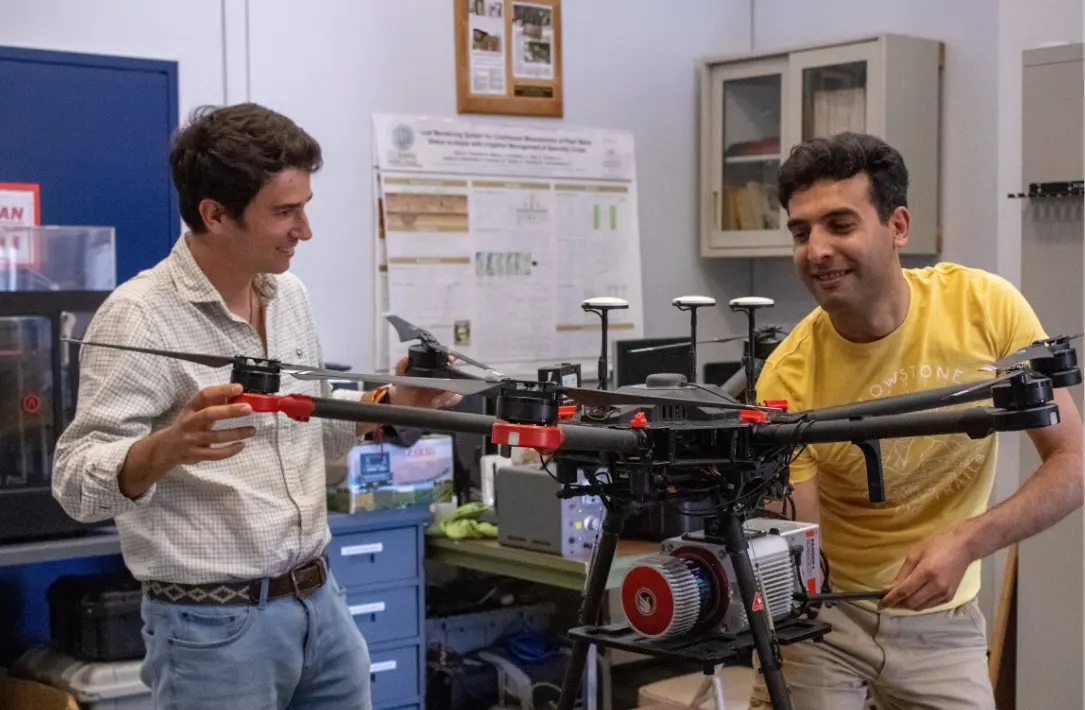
328, 508, 429, 710
1016, 41, 1083, 710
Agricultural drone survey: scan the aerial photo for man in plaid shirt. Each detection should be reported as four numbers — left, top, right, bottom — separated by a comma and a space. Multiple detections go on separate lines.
53, 103, 457, 709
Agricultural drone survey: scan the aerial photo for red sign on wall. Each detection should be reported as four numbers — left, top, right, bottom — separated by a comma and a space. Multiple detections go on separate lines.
0, 182, 41, 268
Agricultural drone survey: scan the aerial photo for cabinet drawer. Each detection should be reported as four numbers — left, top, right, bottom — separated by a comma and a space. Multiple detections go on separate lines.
347, 584, 420, 645
369, 644, 421, 707
329, 527, 418, 588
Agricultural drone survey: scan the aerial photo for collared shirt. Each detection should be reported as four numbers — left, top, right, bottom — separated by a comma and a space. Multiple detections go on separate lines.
53, 234, 361, 584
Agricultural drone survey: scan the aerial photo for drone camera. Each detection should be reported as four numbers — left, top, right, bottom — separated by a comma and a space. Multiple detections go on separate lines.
622, 518, 822, 640
230, 357, 281, 395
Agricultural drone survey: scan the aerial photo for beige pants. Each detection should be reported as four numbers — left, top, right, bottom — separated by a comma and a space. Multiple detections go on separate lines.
749, 598, 995, 709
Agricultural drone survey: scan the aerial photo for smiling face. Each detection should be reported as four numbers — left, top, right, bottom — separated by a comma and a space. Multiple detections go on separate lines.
785, 172, 909, 316
199, 168, 313, 275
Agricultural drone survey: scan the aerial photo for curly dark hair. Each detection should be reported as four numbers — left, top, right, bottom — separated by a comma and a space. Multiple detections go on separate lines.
777, 132, 908, 224
169, 103, 323, 233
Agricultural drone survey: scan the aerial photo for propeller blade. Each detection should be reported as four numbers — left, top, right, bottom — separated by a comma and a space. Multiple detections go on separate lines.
445, 348, 504, 376
628, 335, 746, 354
945, 370, 1019, 399
985, 333, 1083, 371
385, 314, 429, 343
288, 369, 504, 396
560, 384, 776, 411
63, 339, 238, 369
984, 344, 1054, 371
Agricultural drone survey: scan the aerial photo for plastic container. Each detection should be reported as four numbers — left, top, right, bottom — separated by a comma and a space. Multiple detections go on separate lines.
47, 574, 144, 662
12, 645, 150, 710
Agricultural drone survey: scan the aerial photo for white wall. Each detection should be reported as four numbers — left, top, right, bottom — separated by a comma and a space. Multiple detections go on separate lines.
997, 0, 1084, 290
244, 0, 754, 371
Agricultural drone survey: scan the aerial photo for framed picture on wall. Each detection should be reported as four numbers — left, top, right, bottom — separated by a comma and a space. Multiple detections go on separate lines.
454, 0, 563, 118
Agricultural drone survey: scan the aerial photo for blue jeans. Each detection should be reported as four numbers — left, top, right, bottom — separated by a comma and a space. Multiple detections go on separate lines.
139, 571, 371, 709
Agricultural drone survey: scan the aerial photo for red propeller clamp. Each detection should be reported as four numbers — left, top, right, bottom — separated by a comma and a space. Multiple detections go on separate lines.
491, 420, 565, 454
232, 393, 315, 422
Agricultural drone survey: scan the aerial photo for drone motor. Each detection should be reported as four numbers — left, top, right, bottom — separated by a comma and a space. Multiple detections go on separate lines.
1030, 336, 1083, 388
230, 357, 281, 395
404, 342, 450, 376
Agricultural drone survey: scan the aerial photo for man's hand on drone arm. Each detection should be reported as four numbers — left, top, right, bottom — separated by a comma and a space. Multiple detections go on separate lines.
881, 388, 1084, 611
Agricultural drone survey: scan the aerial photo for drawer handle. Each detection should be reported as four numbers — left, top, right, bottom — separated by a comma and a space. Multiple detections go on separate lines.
349, 601, 386, 616
370, 660, 397, 675
341, 542, 384, 557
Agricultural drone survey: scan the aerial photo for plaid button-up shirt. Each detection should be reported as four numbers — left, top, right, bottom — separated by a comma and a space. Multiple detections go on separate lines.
53, 234, 361, 584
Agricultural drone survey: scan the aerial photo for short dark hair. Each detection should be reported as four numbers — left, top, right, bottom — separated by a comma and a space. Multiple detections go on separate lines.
169, 103, 322, 233
777, 132, 908, 224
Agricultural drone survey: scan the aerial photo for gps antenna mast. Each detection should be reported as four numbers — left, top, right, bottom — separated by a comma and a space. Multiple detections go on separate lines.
672, 295, 717, 383
581, 297, 629, 390
730, 296, 775, 404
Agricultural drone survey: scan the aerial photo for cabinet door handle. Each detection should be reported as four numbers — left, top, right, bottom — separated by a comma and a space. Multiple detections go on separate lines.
349, 601, 386, 616
370, 659, 398, 681
713, 190, 720, 229
341, 542, 384, 557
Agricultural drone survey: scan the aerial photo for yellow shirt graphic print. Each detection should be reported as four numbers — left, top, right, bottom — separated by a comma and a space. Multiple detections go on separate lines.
756, 263, 1048, 614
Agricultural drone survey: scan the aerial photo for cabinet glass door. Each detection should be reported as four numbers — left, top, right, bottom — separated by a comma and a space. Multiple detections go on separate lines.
788, 42, 883, 145
802, 61, 867, 140
707, 56, 790, 249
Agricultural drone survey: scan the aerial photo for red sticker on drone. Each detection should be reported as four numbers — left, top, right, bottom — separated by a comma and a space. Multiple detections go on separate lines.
21, 394, 41, 415
752, 592, 765, 612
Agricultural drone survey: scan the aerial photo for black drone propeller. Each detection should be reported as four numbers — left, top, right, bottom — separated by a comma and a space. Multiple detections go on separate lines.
386, 315, 503, 377
63, 338, 775, 413
627, 325, 789, 354
984, 332, 1084, 371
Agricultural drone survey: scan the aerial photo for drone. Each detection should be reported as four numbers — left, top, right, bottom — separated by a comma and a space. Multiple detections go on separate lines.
64, 297, 1082, 710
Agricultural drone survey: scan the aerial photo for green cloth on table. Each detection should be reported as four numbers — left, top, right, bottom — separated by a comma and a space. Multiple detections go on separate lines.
428, 502, 498, 540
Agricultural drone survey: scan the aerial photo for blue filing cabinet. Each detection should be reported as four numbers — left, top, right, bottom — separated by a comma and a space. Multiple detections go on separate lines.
327, 508, 429, 710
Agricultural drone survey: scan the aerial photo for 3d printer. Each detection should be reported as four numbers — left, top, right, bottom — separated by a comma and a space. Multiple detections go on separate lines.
0, 225, 116, 543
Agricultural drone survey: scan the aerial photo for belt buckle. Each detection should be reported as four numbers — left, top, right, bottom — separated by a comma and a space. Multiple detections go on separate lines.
289, 558, 326, 598
289, 566, 304, 598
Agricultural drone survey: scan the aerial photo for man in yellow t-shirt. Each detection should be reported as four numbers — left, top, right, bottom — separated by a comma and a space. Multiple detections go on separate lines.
748, 132, 1083, 710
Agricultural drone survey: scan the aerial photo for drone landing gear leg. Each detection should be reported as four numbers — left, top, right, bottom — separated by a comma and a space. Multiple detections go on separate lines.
688, 666, 728, 710
718, 513, 794, 710
556, 505, 628, 710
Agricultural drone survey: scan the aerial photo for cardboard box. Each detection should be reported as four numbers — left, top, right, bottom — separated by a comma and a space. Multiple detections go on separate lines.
327, 434, 454, 514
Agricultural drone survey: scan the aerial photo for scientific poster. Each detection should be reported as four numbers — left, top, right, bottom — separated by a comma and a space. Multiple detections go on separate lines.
372, 114, 643, 380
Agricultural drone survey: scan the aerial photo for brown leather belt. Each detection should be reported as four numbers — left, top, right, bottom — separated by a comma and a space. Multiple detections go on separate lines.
144, 554, 329, 606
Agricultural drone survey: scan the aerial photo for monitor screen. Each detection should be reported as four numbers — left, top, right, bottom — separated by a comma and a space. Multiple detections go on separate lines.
613, 337, 693, 387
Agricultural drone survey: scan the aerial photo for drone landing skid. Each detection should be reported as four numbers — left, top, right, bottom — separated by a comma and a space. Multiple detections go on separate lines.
567, 617, 831, 674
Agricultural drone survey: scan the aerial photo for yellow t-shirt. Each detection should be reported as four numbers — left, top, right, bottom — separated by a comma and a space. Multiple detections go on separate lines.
756, 262, 1047, 614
